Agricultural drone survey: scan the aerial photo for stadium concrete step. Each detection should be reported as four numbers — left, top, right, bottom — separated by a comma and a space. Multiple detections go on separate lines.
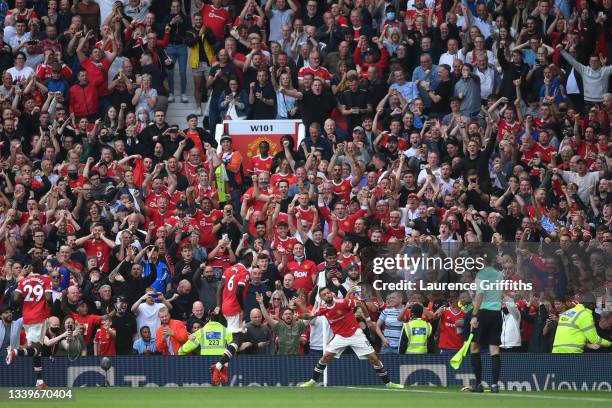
165, 65, 207, 127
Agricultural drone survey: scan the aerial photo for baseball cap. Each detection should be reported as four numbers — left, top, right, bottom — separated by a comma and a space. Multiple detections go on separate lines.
353, 126, 364, 133
408, 193, 419, 200
116, 205, 128, 212
220, 135, 232, 143
575, 157, 587, 165
348, 262, 360, 270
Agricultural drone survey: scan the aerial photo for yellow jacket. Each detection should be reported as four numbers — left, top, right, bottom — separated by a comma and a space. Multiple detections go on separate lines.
178, 321, 233, 356
186, 28, 215, 70
552, 304, 611, 353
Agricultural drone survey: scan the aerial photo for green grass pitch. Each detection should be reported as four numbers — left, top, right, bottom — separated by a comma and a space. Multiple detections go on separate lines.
3, 387, 611, 408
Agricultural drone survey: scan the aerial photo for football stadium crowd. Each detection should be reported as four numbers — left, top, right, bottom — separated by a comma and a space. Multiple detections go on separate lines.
0, 0, 611, 360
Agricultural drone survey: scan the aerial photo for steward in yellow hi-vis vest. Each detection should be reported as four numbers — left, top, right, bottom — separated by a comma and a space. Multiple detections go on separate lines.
399, 304, 432, 354
179, 318, 233, 356
552, 292, 611, 354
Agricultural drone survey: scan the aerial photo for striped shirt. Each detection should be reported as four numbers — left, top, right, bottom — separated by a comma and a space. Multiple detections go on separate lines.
379, 306, 403, 348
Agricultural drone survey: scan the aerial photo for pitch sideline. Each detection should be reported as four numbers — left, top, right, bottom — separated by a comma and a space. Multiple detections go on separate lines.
340, 386, 611, 402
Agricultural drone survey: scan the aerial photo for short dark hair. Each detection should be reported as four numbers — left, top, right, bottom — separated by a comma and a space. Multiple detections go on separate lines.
410, 303, 424, 317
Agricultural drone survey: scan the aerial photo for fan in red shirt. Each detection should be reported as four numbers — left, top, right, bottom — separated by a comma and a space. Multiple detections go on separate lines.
165, 201, 199, 239
298, 51, 332, 84
279, 243, 317, 293
211, 253, 254, 385
299, 287, 403, 388
145, 177, 174, 210
68, 301, 102, 345
435, 295, 467, 353
497, 110, 522, 141
292, 193, 318, 230
74, 223, 115, 273
328, 160, 362, 203
202, 0, 232, 43
7, 267, 53, 387
249, 141, 273, 175
146, 197, 173, 233
519, 128, 545, 166
337, 239, 361, 271
270, 220, 298, 263
382, 210, 406, 242
242, 173, 274, 212
94, 316, 117, 356
319, 199, 367, 249
195, 198, 224, 249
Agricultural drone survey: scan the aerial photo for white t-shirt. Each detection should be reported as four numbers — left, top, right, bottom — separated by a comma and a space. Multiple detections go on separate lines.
561, 170, 599, 204
7, 66, 34, 82
136, 302, 164, 335
308, 314, 331, 351
417, 166, 442, 185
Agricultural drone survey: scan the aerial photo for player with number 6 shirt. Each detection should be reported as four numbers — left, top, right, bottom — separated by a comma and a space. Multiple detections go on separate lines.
210, 251, 253, 385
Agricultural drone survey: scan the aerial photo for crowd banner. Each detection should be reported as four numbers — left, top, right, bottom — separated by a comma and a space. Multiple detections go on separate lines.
215, 120, 305, 172
1, 354, 611, 391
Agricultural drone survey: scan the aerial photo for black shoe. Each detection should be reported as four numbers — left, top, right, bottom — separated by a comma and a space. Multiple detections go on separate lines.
490, 384, 499, 393
471, 384, 484, 393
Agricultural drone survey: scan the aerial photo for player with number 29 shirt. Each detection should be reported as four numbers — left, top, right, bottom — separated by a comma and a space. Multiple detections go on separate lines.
6, 264, 53, 388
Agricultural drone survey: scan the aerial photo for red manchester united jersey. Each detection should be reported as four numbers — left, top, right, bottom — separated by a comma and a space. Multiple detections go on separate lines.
83, 239, 111, 272
315, 298, 360, 337
221, 263, 250, 316
16, 274, 52, 324
285, 260, 318, 292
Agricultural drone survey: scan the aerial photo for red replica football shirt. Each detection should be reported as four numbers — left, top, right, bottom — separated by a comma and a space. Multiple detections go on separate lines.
315, 298, 360, 337
438, 308, 466, 350
202, 5, 231, 41
15, 274, 52, 324
71, 312, 102, 344
82, 239, 111, 272
94, 327, 116, 356
285, 260, 317, 292
195, 209, 223, 248
250, 155, 273, 175
221, 263, 250, 316
331, 179, 352, 203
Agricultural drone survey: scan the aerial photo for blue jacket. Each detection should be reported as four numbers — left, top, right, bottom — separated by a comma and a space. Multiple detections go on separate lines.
218, 90, 250, 119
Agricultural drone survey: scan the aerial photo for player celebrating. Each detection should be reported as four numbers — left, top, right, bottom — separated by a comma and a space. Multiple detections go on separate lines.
210, 252, 253, 385
6, 263, 53, 388
300, 286, 403, 388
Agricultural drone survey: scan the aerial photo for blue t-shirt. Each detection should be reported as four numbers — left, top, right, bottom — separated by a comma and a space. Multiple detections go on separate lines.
141, 260, 171, 295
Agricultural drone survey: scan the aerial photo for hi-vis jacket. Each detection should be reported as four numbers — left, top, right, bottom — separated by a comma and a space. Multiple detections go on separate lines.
179, 321, 233, 355
552, 304, 611, 353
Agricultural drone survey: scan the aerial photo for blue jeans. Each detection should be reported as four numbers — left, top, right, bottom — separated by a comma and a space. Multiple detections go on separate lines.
166, 43, 188, 95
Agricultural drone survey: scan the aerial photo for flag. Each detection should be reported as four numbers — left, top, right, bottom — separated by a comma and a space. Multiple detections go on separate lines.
450, 333, 473, 370
219, 120, 302, 171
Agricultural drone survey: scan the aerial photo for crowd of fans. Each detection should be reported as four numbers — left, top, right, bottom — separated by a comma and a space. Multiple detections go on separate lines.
0, 0, 611, 358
